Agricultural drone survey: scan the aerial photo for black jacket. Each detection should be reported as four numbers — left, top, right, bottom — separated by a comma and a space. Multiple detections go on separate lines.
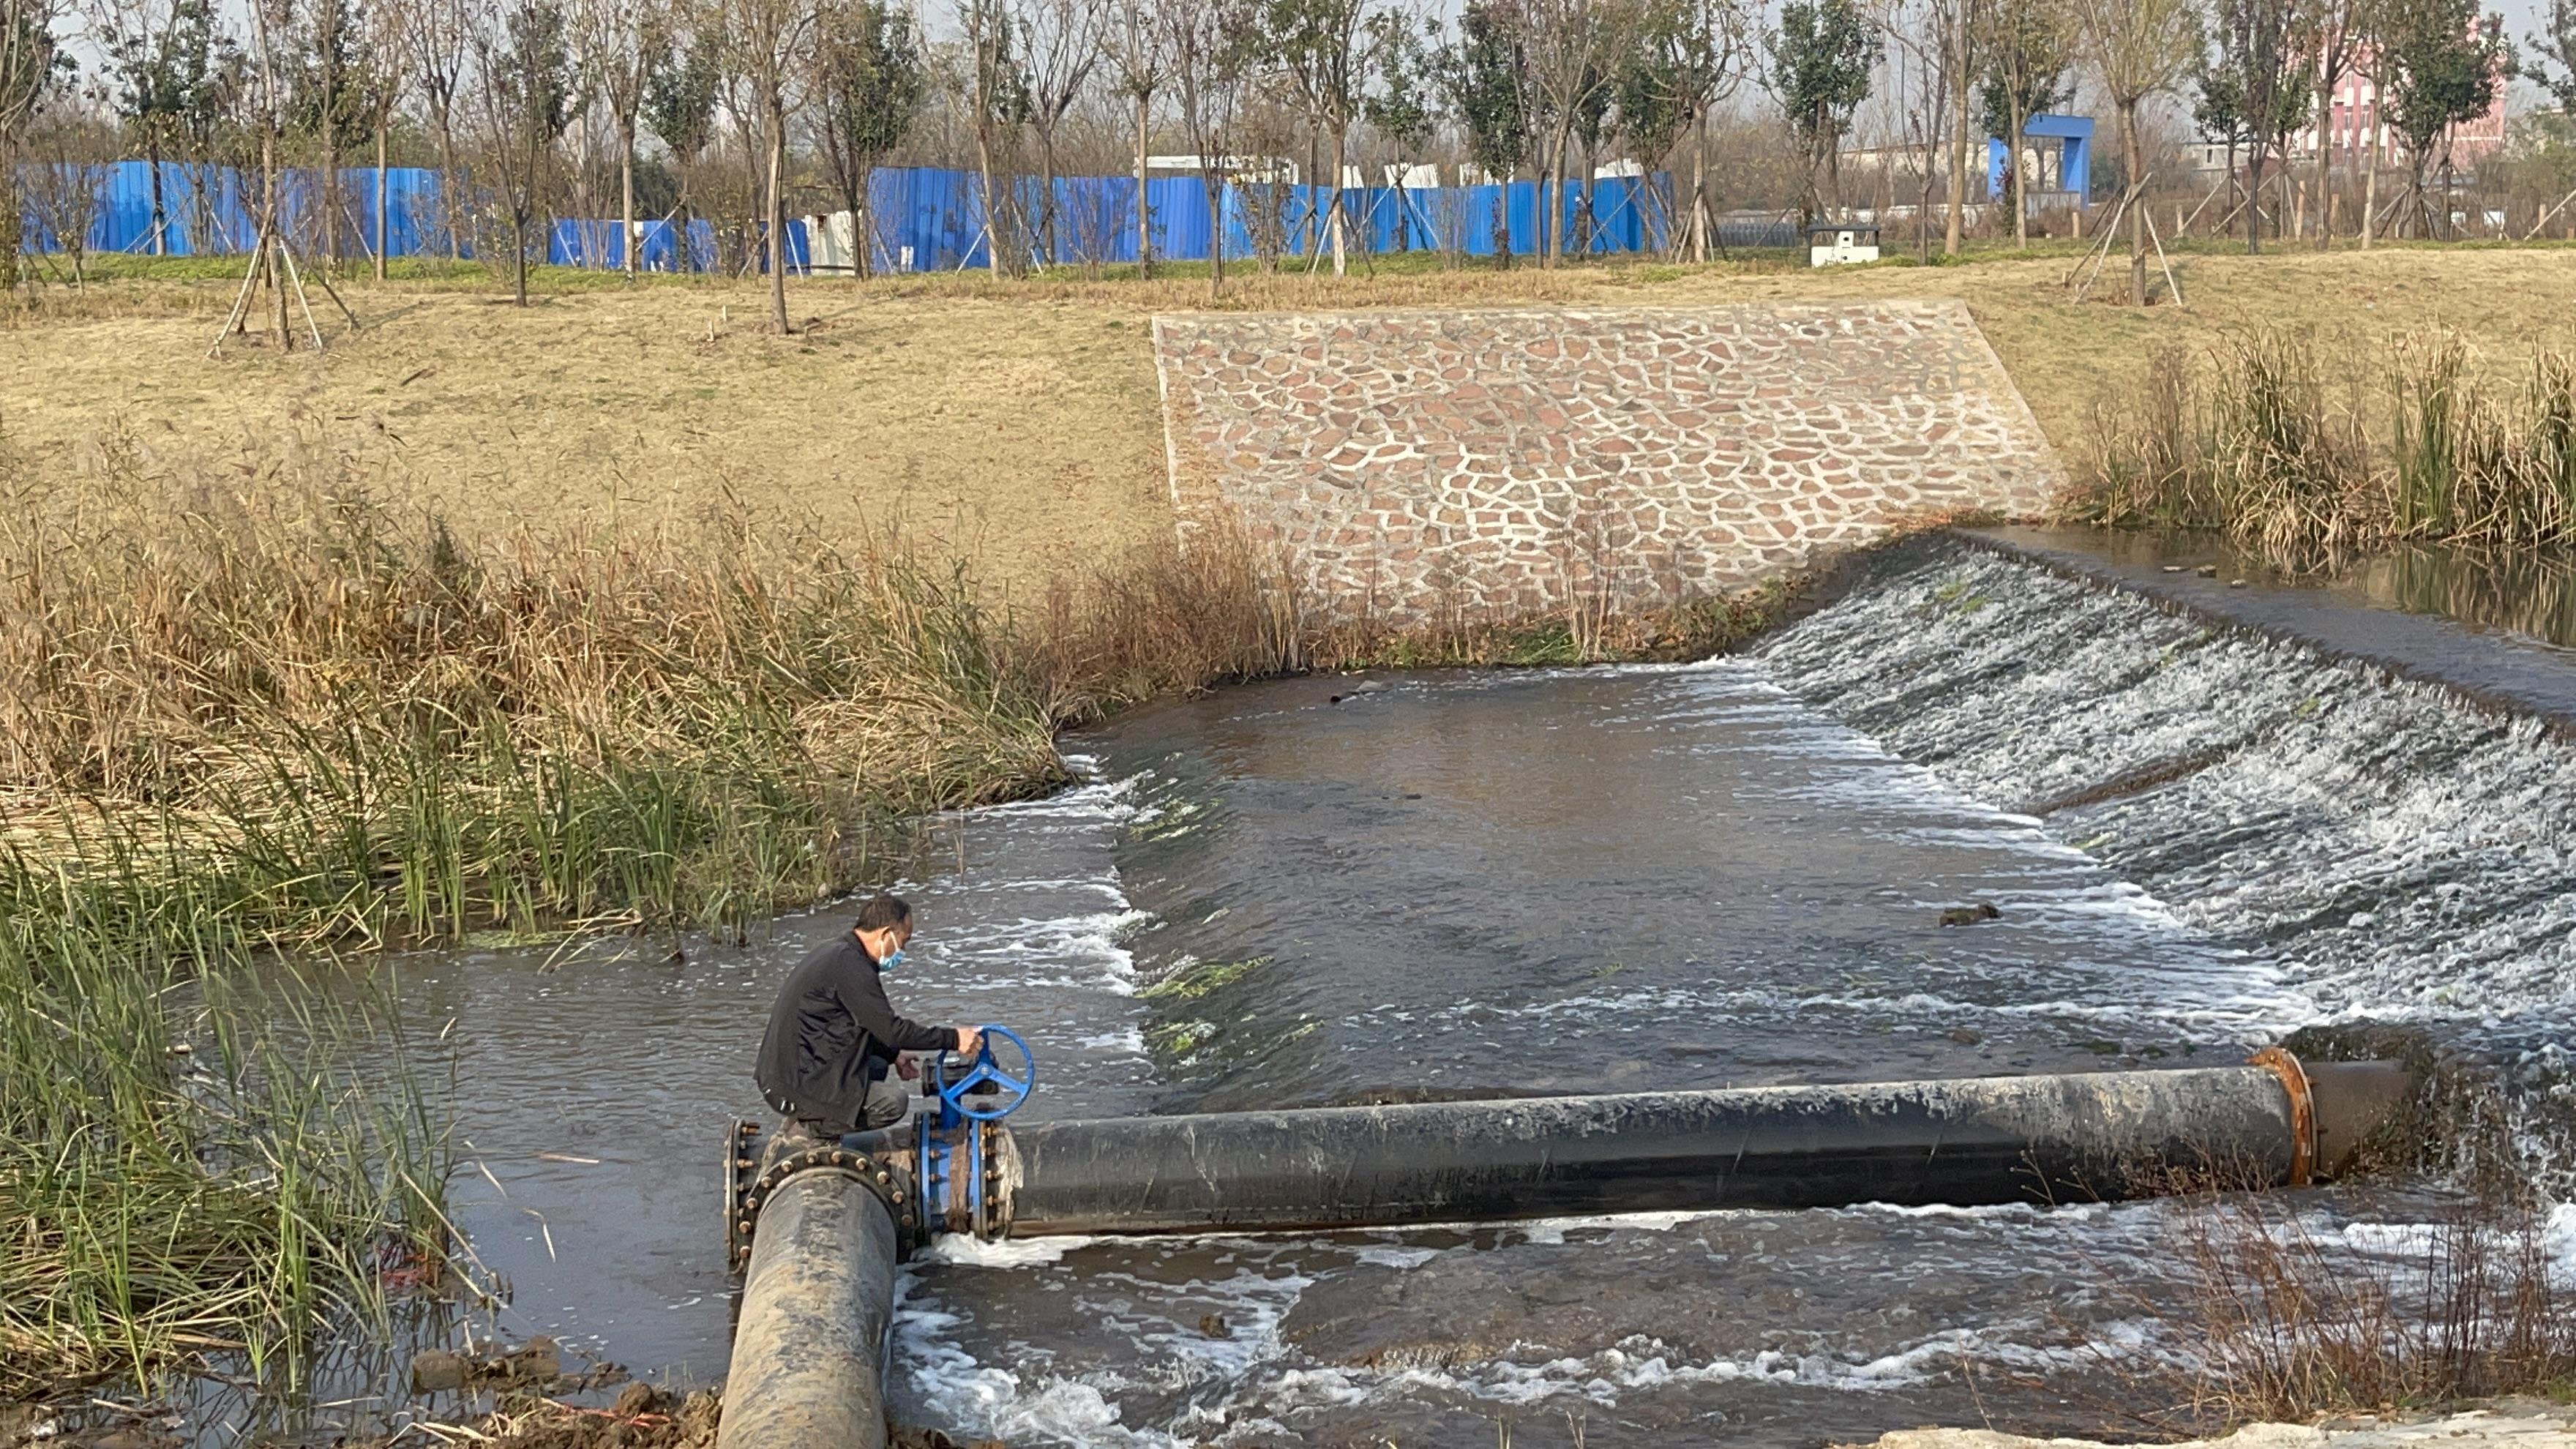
753, 934, 956, 1126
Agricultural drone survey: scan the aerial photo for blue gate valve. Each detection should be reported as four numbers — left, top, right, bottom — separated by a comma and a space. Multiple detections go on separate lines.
914, 1025, 1034, 1241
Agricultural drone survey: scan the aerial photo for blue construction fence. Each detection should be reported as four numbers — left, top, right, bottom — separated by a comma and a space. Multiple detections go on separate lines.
546, 216, 812, 272
18, 160, 452, 256
827, 168, 1673, 272
21, 160, 1676, 269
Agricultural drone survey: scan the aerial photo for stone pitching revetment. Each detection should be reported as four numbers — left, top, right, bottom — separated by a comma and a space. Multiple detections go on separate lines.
1150, 301, 2062, 620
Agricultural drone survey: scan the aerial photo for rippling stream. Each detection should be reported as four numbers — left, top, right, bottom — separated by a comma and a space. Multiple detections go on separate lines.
370, 533, 2576, 1447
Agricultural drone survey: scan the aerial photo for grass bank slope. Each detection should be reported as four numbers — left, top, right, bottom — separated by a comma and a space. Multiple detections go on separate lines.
8, 247, 2576, 589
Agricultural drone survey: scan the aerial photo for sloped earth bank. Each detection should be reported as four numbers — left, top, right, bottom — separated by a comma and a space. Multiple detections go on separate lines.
245, 533, 2576, 1447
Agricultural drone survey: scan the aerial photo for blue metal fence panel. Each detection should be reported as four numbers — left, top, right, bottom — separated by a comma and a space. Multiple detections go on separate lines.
20, 161, 448, 257
26, 160, 1673, 266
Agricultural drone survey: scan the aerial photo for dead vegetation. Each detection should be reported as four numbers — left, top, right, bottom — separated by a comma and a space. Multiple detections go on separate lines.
2067, 327, 2576, 557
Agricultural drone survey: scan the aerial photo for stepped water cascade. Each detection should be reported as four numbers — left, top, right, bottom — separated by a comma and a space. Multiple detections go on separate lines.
1754, 536, 2576, 1189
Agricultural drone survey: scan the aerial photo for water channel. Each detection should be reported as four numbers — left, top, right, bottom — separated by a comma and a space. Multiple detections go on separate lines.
375, 532, 2576, 1447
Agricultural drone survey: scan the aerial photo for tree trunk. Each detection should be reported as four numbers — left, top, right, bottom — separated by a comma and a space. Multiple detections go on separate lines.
149, 136, 168, 255
622, 116, 638, 282
263, 127, 291, 342
376, 115, 390, 280
2010, 104, 2028, 249
2361, 103, 2381, 248
1328, 119, 1347, 277
767, 92, 790, 332
437, 118, 463, 261
839, 162, 868, 280
1202, 169, 1224, 298
1945, 0, 1968, 255
2123, 103, 2146, 306
0, 153, 19, 294
513, 214, 529, 305
1037, 131, 1059, 266
2313, 75, 2334, 250
2247, 138, 2265, 252
974, 112, 1005, 276
1827, 119, 1845, 219
1690, 116, 1710, 261
1134, 88, 1153, 277
1550, 127, 1573, 265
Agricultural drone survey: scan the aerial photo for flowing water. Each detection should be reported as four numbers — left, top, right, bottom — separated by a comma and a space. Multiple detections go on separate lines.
362, 533, 2576, 1447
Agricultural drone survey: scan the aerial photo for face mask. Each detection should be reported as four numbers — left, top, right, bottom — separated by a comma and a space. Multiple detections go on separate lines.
879, 946, 906, 972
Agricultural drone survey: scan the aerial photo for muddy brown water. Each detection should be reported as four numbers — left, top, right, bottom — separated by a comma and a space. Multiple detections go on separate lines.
296, 533, 2576, 1448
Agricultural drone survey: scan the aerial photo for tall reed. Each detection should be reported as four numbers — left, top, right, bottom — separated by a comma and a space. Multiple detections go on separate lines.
2069, 329, 2576, 557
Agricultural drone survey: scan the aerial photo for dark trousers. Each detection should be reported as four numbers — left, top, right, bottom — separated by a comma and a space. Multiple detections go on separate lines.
793, 1074, 908, 1139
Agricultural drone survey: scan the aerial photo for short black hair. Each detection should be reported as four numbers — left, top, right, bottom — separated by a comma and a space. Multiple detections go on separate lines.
854, 894, 913, 933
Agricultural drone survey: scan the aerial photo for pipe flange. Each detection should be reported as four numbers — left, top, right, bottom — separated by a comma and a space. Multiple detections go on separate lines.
722, 1119, 763, 1273
731, 1140, 921, 1271
2249, 1046, 2315, 1188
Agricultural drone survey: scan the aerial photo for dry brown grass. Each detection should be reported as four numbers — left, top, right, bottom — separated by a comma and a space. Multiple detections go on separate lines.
10, 247, 2576, 594
2067, 327, 2576, 555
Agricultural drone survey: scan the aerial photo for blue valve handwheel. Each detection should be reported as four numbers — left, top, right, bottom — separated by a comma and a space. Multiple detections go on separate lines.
941, 1025, 1036, 1122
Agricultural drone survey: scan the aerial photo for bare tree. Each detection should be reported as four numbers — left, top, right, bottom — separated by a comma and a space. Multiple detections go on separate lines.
2070, 0, 2195, 300
1257, 0, 1371, 272
23, 97, 108, 288
411, 0, 473, 256
1105, 0, 1163, 274
2300, 0, 2365, 245
580, 0, 651, 278
359, 0, 409, 276
1872, 0, 1958, 257
1613, 0, 1747, 259
288, 0, 370, 263
812, 0, 922, 275
5, 0, 69, 293
89, 0, 230, 257
473, 0, 578, 304
1523, 0, 1643, 263
714, 0, 816, 323
1943, 0, 1974, 252
1014, 0, 1101, 266
1160, 0, 1248, 295
959, 0, 1029, 274
1362, 7, 1438, 252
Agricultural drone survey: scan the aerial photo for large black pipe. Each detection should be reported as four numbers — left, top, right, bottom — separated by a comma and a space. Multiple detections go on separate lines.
717, 1172, 899, 1449
1002, 1062, 2403, 1238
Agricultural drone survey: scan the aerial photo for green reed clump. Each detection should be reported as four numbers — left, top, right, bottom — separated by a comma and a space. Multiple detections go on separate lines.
0, 906, 446, 1399
2070, 329, 2576, 557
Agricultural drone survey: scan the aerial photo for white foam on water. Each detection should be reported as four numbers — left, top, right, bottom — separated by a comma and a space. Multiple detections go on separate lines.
918, 1235, 1101, 1269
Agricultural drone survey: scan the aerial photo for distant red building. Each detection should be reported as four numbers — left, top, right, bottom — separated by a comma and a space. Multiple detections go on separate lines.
2290, 48, 2509, 167
2184, 45, 2510, 178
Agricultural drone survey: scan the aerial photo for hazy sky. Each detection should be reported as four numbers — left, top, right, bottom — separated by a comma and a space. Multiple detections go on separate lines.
71, 0, 2569, 122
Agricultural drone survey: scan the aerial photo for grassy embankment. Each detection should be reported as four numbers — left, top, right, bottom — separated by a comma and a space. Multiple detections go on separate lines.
7, 242, 2576, 1410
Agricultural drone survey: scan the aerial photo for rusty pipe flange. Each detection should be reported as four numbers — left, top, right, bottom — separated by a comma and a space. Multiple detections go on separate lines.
731, 1141, 921, 1272
723, 1119, 763, 1274
2248, 1046, 2316, 1188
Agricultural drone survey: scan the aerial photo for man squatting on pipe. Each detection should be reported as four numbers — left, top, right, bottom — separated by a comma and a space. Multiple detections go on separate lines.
753, 894, 981, 1141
